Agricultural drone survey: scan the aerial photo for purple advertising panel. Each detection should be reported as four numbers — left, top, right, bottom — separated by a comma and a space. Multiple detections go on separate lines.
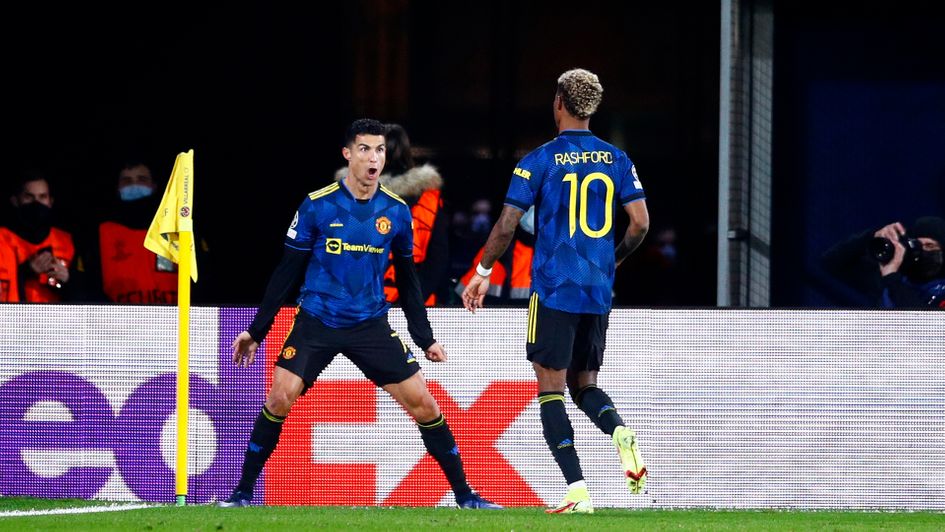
0, 306, 265, 503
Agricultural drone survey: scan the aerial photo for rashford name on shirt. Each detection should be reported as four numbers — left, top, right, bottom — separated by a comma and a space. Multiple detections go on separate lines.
553, 150, 614, 165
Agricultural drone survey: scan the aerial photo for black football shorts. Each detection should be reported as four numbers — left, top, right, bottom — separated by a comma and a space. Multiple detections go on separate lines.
525, 293, 609, 371
275, 310, 421, 389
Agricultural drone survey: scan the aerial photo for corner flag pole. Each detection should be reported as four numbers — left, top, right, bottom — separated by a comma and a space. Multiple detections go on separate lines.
176, 229, 192, 507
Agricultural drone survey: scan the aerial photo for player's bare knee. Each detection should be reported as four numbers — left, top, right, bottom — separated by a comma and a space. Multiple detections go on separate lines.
533, 362, 566, 392
572, 369, 598, 389
406, 392, 440, 421
415, 405, 440, 423
264, 398, 289, 417
568, 370, 598, 403
265, 390, 296, 417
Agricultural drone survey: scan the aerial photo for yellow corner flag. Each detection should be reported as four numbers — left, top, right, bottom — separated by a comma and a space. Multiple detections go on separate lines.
143, 149, 196, 507
144, 149, 198, 282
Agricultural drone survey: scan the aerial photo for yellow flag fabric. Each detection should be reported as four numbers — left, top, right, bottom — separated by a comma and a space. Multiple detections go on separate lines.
144, 149, 198, 282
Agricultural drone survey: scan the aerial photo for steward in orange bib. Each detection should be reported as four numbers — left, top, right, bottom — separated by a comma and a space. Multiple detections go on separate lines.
75, 160, 179, 303
0, 173, 74, 302
455, 206, 535, 303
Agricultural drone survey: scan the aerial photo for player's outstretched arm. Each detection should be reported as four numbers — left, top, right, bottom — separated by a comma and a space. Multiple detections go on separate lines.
232, 331, 259, 367
462, 205, 524, 312
616, 200, 650, 268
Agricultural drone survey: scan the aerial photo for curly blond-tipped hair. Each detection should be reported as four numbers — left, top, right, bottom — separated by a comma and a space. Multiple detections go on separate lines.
556, 69, 603, 119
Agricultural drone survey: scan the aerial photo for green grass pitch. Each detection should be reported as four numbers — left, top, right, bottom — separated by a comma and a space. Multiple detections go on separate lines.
0, 498, 942, 531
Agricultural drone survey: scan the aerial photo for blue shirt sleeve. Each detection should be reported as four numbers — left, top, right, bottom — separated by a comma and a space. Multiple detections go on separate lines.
504, 152, 541, 212
391, 204, 414, 258
619, 153, 646, 205
284, 197, 317, 250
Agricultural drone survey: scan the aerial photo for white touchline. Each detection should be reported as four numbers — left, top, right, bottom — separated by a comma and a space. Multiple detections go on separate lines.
0, 504, 157, 518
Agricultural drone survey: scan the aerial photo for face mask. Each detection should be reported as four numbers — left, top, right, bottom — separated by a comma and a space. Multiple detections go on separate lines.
471, 213, 491, 232
905, 249, 943, 282
119, 184, 154, 202
14, 202, 53, 243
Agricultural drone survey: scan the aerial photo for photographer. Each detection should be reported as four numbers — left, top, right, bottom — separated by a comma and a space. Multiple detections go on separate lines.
821, 216, 945, 309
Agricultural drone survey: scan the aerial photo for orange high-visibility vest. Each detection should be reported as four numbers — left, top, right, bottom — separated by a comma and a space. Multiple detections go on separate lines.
99, 222, 178, 303
384, 188, 441, 306
0, 233, 18, 302
0, 227, 74, 303
457, 247, 506, 299
456, 239, 534, 300
509, 240, 534, 299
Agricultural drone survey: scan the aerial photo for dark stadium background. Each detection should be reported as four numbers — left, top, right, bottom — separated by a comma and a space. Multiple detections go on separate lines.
4, 1, 942, 306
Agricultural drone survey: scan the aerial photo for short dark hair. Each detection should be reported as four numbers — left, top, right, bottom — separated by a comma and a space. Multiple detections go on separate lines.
119, 156, 153, 173
12, 168, 49, 196
345, 118, 386, 146
384, 123, 415, 176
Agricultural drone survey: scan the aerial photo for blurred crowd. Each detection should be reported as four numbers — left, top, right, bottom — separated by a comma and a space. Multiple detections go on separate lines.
0, 127, 699, 308
11, 148, 941, 310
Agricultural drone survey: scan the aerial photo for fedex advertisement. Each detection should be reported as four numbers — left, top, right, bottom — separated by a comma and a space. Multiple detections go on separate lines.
0, 306, 942, 509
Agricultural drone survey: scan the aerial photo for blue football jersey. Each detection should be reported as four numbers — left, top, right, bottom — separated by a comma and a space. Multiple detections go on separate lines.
504, 130, 645, 314
285, 180, 414, 327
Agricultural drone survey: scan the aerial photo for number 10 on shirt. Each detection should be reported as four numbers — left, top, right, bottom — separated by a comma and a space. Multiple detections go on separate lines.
563, 172, 614, 238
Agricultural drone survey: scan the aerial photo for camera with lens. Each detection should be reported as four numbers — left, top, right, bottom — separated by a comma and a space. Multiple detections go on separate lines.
869, 234, 922, 265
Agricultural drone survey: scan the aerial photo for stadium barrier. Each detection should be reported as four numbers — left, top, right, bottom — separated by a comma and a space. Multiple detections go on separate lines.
0, 306, 941, 509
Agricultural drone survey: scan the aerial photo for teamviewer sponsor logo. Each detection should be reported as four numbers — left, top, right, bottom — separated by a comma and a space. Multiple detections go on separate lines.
325, 238, 342, 254
324, 238, 383, 255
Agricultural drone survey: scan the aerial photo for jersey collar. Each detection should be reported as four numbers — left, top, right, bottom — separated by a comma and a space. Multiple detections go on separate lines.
339, 177, 377, 203
558, 129, 593, 137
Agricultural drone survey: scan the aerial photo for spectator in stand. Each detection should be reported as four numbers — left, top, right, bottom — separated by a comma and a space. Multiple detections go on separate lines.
74, 158, 213, 303
0, 171, 74, 302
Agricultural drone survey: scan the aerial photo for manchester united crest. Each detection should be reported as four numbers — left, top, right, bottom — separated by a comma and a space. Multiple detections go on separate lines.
376, 216, 392, 235
281, 346, 296, 360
